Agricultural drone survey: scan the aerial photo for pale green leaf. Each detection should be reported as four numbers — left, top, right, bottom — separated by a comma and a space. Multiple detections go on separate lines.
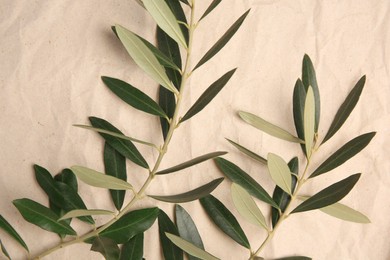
304, 86, 315, 158
267, 153, 292, 195
71, 166, 133, 190
165, 233, 220, 260
238, 111, 303, 143
231, 183, 268, 230
59, 209, 115, 221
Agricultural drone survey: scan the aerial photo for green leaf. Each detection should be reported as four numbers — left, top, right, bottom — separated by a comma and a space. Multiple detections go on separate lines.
99, 207, 159, 244
231, 183, 268, 230
0, 239, 10, 260
199, 0, 222, 21
291, 174, 361, 214
238, 111, 304, 143
304, 86, 315, 158
193, 10, 250, 70
156, 151, 227, 175
275, 257, 312, 260
143, 0, 187, 48
166, 233, 220, 260
181, 69, 236, 122
59, 209, 114, 220
226, 139, 267, 164
199, 195, 250, 249
214, 157, 278, 208
34, 165, 94, 224
54, 169, 78, 192
71, 166, 133, 190
91, 236, 120, 260
0, 215, 29, 252
159, 86, 176, 140
175, 205, 205, 259
89, 116, 149, 169
120, 233, 144, 260
163, 0, 189, 44
310, 132, 376, 178
115, 24, 177, 94
322, 75, 366, 144
13, 198, 76, 236
271, 158, 298, 227
267, 153, 292, 195
149, 178, 224, 203
74, 124, 157, 149
104, 143, 127, 211
158, 210, 183, 260
293, 78, 307, 155
102, 76, 168, 118
302, 54, 320, 132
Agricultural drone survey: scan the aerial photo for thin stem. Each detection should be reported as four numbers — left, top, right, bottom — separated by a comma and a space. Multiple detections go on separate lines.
32, 2, 197, 259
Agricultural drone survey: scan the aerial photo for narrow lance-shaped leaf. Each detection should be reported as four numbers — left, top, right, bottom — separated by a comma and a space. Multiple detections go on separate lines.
99, 208, 159, 244
104, 143, 127, 210
293, 78, 307, 155
275, 257, 312, 260
89, 116, 149, 169
226, 139, 267, 164
120, 233, 144, 260
156, 151, 227, 175
158, 210, 183, 260
231, 183, 268, 230
199, 195, 250, 249
71, 166, 133, 190
102, 76, 168, 118
143, 0, 187, 48
180, 69, 236, 122
322, 75, 366, 144
115, 25, 177, 94
163, 0, 189, 44
0, 239, 10, 260
215, 157, 278, 208
0, 215, 29, 252
302, 54, 320, 132
166, 233, 220, 260
291, 174, 361, 214
199, 0, 222, 21
13, 198, 76, 236
175, 205, 205, 259
239, 111, 304, 143
91, 237, 120, 260
149, 178, 224, 203
304, 86, 315, 158
59, 209, 114, 221
267, 153, 292, 195
193, 10, 250, 70
310, 132, 376, 178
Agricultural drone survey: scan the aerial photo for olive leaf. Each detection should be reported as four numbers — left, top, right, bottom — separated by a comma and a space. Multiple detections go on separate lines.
275, 257, 312, 260
226, 138, 267, 164
163, 0, 189, 44
199, 0, 222, 21
310, 132, 376, 178
54, 169, 78, 192
304, 86, 315, 158
267, 153, 292, 195
120, 233, 144, 260
158, 210, 183, 260
149, 178, 224, 203
322, 75, 366, 144
238, 111, 304, 143
199, 195, 250, 249
91, 236, 120, 260
0, 239, 10, 260
0, 215, 29, 252
293, 78, 307, 155
59, 209, 114, 221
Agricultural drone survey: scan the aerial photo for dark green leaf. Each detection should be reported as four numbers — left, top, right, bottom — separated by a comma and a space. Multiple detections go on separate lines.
175, 205, 205, 260
156, 151, 227, 175
164, 0, 189, 44
199, 0, 222, 21
302, 54, 320, 132
91, 237, 120, 260
0, 215, 29, 252
274, 257, 312, 260
193, 10, 250, 70
199, 195, 250, 249
180, 69, 236, 122
271, 158, 298, 227
54, 168, 78, 192
179, 0, 189, 5
0, 239, 10, 260
310, 132, 376, 178
293, 79, 307, 155
226, 139, 267, 164
158, 210, 183, 260
13, 198, 76, 236
104, 143, 127, 211
89, 117, 149, 169
120, 233, 144, 260
102, 76, 168, 118
99, 208, 158, 243
322, 75, 366, 144
34, 165, 94, 224
291, 174, 361, 214
214, 158, 278, 208
149, 178, 224, 203
159, 86, 176, 140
